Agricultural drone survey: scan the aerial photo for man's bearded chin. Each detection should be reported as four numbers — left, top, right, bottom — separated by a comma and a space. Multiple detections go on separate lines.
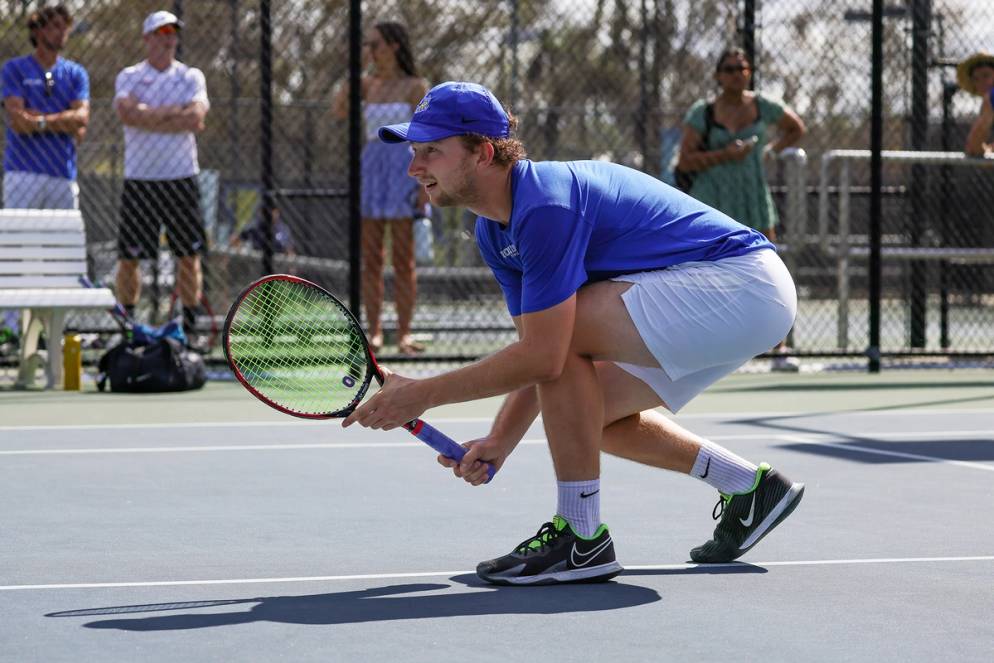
434, 181, 477, 208
43, 36, 64, 52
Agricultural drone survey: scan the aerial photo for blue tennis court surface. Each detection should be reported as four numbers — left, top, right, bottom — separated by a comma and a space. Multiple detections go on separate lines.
1, 374, 992, 661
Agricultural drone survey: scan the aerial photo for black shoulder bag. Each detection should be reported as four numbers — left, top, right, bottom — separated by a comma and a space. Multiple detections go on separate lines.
674, 102, 715, 193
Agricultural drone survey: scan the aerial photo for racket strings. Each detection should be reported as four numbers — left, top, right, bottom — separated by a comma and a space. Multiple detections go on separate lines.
227, 279, 368, 415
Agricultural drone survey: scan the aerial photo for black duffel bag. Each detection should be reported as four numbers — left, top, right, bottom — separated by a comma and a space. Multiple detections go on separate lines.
97, 337, 206, 393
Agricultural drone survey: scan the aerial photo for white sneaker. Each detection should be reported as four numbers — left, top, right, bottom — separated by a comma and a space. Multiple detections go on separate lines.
771, 354, 801, 372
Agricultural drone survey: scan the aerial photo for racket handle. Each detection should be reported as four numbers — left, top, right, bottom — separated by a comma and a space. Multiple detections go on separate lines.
403, 419, 496, 484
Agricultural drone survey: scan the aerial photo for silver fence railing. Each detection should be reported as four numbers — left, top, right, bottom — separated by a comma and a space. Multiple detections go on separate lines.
813, 150, 994, 350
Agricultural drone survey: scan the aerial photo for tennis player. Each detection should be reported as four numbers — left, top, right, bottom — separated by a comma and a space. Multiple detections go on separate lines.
343, 81, 804, 585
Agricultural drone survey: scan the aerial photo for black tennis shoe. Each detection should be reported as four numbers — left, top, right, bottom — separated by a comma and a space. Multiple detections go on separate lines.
476, 516, 623, 585
690, 463, 804, 563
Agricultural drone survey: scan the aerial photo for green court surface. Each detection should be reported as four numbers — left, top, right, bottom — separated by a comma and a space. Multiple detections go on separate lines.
1, 369, 991, 427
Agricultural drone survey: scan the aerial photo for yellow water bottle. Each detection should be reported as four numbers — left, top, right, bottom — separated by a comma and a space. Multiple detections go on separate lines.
63, 332, 82, 391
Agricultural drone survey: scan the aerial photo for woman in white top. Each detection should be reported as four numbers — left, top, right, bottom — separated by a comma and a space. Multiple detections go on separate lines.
333, 22, 429, 355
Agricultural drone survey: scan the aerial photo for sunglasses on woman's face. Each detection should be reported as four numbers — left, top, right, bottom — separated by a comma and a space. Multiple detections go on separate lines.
719, 64, 749, 74
154, 24, 178, 36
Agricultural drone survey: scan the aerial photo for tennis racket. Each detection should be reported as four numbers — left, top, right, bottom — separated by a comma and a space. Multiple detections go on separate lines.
223, 274, 496, 483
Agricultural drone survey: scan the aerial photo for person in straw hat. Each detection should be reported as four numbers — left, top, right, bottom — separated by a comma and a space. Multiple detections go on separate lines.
957, 52, 994, 157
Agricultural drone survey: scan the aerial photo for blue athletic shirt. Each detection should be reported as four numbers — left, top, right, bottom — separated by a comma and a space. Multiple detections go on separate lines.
475, 159, 773, 316
2, 55, 89, 179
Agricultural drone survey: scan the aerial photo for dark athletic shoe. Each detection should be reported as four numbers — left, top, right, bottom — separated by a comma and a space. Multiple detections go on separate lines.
690, 463, 804, 563
476, 515, 623, 586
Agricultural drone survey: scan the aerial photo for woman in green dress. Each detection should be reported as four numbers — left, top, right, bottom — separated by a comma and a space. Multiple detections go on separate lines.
678, 48, 805, 368
677, 47, 805, 242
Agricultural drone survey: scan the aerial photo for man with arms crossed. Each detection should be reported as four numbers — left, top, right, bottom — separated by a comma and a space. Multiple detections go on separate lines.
114, 11, 209, 337
2, 4, 89, 209
1, 4, 89, 343
344, 82, 804, 585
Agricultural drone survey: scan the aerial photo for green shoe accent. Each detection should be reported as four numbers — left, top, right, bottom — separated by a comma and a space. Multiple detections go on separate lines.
525, 516, 569, 550
585, 522, 610, 540
718, 462, 773, 501
551, 515, 609, 541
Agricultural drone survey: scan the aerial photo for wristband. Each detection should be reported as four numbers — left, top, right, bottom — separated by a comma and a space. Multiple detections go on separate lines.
37, 115, 47, 132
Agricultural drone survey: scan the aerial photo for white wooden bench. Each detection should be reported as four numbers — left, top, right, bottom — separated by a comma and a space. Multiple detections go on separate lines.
0, 209, 116, 389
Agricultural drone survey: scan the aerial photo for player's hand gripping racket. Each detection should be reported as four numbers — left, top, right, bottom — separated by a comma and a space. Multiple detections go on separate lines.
223, 274, 496, 483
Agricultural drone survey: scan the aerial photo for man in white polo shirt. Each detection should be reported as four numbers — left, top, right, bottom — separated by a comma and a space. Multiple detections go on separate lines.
113, 10, 209, 339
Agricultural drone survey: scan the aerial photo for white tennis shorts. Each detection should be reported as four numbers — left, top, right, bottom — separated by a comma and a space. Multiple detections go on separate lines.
3, 171, 79, 210
612, 248, 796, 412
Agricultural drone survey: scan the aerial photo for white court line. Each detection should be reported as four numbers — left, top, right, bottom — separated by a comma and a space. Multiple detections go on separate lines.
2, 430, 991, 456
1, 408, 992, 432
0, 418, 493, 433
0, 439, 541, 456
678, 408, 994, 419
3, 555, 993, 592
778, 435, 994, 472
0, 435, 788, 456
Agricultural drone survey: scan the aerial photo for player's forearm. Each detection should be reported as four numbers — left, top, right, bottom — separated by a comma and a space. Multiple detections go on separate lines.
489, 386, 540, 450
422, 340, 562, 410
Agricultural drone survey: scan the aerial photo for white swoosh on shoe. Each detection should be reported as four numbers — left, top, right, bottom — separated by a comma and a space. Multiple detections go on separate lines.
740, 495, 757, 527
570, 536, 613, 567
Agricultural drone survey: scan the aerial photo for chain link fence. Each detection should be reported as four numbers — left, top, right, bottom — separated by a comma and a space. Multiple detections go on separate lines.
2, 0, 992, 386
761, 0, 994, 364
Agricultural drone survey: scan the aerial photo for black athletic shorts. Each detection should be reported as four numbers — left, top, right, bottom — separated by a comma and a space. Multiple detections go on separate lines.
118, 177, 207, 259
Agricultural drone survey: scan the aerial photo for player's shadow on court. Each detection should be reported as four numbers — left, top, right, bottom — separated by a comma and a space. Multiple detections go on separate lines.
48, 578, 661, 632
778, 438, 994, 464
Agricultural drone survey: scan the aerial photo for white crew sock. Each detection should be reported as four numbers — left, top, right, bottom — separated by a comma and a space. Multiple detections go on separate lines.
557, 479, 601, 538
690, 442, 759, 495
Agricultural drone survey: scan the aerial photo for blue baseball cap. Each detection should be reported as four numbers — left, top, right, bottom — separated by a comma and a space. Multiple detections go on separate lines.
378, 81, 510, 144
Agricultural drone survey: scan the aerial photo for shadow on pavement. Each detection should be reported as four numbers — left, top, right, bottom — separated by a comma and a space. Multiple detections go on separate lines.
47, 577, 661, 631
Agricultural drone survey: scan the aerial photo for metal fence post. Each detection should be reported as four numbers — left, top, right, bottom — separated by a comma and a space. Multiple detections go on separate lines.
348, 0, 362, 317
837, 160, 851, 350
259, 0, 274, 276
743, 0, 756, 89
869, 0, 883, 373
908, 0, 931, 348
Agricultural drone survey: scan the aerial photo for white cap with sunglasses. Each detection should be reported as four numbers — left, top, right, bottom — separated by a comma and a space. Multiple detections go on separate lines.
142, 11, 183, 36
